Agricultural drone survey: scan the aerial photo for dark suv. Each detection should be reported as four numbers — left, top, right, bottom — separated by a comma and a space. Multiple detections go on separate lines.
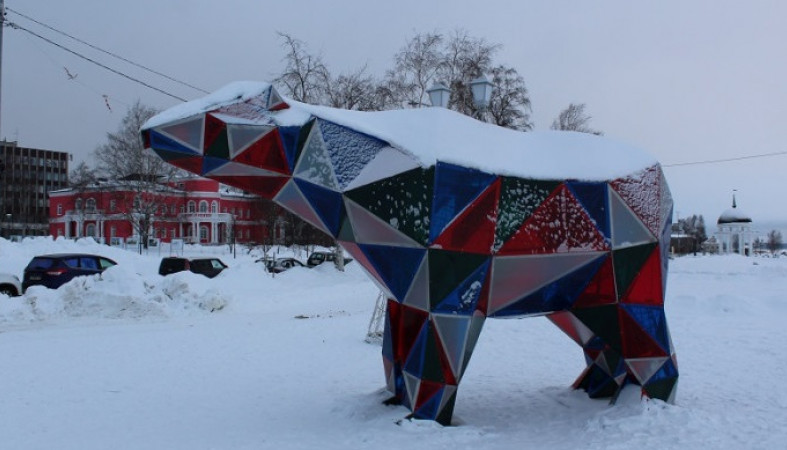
22, 253, 117, 292
158, 257, 228, 278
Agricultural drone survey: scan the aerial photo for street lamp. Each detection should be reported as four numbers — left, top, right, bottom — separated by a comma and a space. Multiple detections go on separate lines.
469, 76, 494, 111
426, 82, 451, 108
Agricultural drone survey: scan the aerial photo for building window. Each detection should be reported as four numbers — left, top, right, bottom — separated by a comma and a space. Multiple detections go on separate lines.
187, 201, 196, 213
180, 205, 185, 214
170, 229, 175, 239
75, 198, 83, 211
110, 200, 117, 212
85, 223, 96, 237
110, 226, 116, 238
199, 201, 208, 213
86, 198, 96, 213
57, 204, 63, 215
211, 201, 218, 213
171, 205, 177, 214
199, 225, 208, 242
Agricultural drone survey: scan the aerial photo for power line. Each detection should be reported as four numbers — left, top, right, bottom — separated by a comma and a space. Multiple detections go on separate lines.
6, 7, 209, 95
663, 151, 787, 168
5, 21, 188, 102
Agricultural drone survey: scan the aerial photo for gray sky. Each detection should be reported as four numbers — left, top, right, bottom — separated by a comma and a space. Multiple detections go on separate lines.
2, 0, 786, 226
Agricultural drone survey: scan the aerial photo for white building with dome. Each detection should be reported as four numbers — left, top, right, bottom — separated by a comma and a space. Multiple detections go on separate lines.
715, 193, 754, 255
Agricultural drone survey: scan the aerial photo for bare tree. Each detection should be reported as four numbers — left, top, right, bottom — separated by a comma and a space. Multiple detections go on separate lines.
551, 103, 603, 135
325, 65, 383, 111
69, 161, 97, 190
486, 65, 533, 130
385, 32, 444, 108
767, 230, 783, 254
273, 32, 331, 103
438, 30, 498, 116
94, 101, 181, 249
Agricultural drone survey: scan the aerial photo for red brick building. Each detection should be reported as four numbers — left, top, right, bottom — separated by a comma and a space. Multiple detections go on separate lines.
48, 176, 277, 245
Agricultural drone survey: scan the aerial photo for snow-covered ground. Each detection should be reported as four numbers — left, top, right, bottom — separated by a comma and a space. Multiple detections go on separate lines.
1, 237, 785, 449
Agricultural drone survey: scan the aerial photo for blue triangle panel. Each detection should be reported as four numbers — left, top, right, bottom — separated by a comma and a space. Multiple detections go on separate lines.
492, 255, 606, 317
359, 244, 426, 302
621, 304, 670, 352
567, 181, 610, 239
149, 130, 200, 155
429, 162, 497, 243
382, 310, 394, 361
434, 259, 491, 315
294, 179, 345, 237
404, 321, 429, 378
278, 126, 301, 172
417, 387, 444, 420
649, 357, 678, 382
201, 156, 230, 175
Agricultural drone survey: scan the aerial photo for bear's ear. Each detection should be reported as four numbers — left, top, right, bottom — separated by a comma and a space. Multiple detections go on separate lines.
267, 86, 289, 111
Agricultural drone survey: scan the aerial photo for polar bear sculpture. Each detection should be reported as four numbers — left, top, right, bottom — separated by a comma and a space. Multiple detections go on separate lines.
142, 82, 678, 425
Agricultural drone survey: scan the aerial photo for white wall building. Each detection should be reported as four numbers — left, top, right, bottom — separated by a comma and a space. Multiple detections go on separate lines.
715, 194, 754, 256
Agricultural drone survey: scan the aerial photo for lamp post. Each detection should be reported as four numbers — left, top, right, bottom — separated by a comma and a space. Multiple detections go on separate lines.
469, 76, 494, 119
426, 82, 451, 108
427, 76, 495, 121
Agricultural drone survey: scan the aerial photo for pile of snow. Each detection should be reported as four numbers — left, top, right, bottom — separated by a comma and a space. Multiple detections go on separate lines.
1, 237, 786, 449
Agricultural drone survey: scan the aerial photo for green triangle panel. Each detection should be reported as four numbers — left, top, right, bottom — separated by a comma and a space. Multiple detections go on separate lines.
572, 305, 622, 353
620, 246, 664, 305
609, 187, 655, 249
428, 249, 489, 312
344, 198, 422, 248
487, 253, 605, 316
205, 127, 230, 159
613, 243, 658, 302
293, 120, 339, 189
346, 167, 434, 246
494, 177, 560, 252
158, 116, 204, 151
204, 113, 226, 152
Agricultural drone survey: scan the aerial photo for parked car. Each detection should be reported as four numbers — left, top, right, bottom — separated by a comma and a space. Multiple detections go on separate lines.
158, 257, 228, 279
0, 272, 22, 297
259, 257, 306, 274
306, 251, 353, 268
22, 253, 117, 292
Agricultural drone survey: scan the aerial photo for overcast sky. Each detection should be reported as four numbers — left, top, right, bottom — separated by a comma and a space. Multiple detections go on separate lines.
2, 0, 786, 226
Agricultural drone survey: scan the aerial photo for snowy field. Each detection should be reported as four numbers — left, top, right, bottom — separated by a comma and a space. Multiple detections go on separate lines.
1, 237, 785, 450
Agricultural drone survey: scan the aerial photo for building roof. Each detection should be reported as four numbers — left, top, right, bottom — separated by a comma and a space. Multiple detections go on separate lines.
718, 194, 752, 224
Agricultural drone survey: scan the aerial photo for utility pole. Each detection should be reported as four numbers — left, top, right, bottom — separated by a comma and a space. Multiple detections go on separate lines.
0, 0, 5, 139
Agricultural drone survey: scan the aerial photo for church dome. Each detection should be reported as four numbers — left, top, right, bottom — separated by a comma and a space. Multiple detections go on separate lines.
717, 194, 752, 224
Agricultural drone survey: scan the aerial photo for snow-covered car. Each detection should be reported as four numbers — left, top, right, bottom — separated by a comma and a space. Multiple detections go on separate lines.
0, 272, 23, 297
306, 251, 353, 268
259, 257, 306, 274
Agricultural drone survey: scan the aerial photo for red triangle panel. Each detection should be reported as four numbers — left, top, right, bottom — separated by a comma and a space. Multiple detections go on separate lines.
432, 179, 499, 255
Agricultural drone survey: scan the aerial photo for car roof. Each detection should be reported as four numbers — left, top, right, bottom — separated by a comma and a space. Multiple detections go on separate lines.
34, 253, 115, 260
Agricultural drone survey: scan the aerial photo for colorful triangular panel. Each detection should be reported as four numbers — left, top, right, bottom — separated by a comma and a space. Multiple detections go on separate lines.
432, 314, 472, 380
620, 246, 664, 306
494, 177, 560, 252
344, 198, 422, 248
273, 179, 330, 235
278, 125, 301, 172
609, 187, 655, 249
567, 181, 610, 240
148, 130, 200, 156
613, 243, 658, 302
346, 167, 434, 246
498, 185, 608, 255
294, 179, 345, 237
432, 179, 499, 255
429, 162, 497, 244
432, 259, 491, 314
359, 244, 427, 302
488, 253, 605, 316
344, 146, 422, 191
227, 124, 274, 158
158, 116, 204, 151
611, 165, 663, 237
293, 121, 339, 190
428, 249, 489, 311
493, 254, 606, 317
319, 120, 388, 190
